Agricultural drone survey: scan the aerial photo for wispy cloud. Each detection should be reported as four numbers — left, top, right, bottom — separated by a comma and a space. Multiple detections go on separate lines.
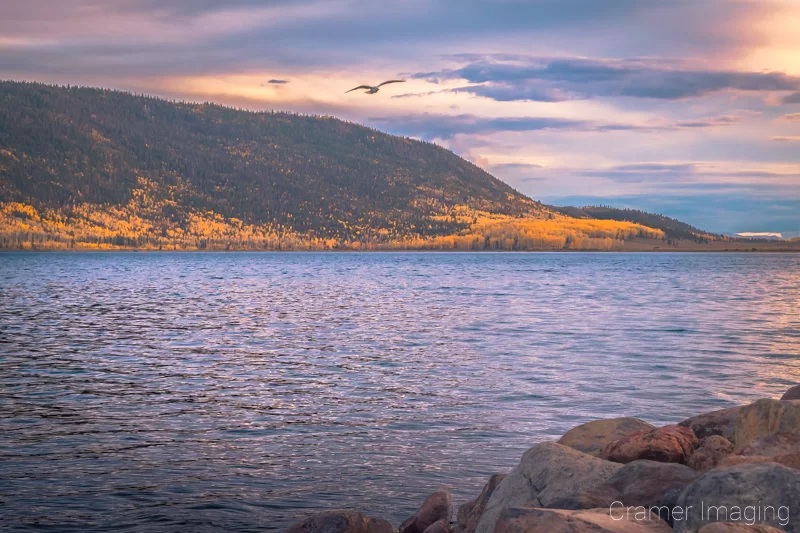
368, 113, 745, 139
367, 114, 589, 139
413, 56, 800, 102
783, 92, 800, 104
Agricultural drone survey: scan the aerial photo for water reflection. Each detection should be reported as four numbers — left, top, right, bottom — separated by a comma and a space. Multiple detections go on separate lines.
1, 252, 798, 531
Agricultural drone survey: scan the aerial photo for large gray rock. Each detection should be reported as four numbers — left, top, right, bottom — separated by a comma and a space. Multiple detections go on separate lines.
399, 490, 453, 533
558, 417, 655, 456
673, 463, 800, 533
551, 460, 699, 515
698, 523, 786, 533
474, 442, 622, 533
733, 399, 800, 452
455, 474, 505, 533
781, 385, 800, 401
688, 436, 735, 471
494, 507, 672, 533
606, 460, 699, 507
680, 407, 741, 440
284, 510, 393, 533
601, 425, 699, 465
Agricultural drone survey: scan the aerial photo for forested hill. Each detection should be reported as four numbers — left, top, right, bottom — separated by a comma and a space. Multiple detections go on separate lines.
552, 206, 713, 241
1, 80, 681, 251
0, 81, 539, 236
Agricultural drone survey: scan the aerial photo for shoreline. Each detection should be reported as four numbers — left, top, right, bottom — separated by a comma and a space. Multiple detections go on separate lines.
287, 385, 800, 533
2, 242, 800, 254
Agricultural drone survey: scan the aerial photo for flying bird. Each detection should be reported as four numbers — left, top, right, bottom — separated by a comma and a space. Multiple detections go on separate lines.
346, 80, 406, 94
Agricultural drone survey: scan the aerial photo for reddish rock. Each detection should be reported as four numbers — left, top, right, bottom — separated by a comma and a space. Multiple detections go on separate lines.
679, 406, 740, 440
494, 507, 672, 533
285, 510, 393, 533
688, 436, 734, 471
399, 490, 453, 533
601, 425, 699, 465
455, 474, 505, 533
558, 417, 655, 456
422, 519, 452, 533
781, 384, 800, 401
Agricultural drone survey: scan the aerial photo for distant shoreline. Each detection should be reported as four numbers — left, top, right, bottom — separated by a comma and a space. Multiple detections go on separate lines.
3, 247, 799, 254
3, 236, 799, 253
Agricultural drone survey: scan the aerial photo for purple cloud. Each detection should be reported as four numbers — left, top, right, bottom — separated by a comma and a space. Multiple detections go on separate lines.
367, 113, 743, 139
783, 92, 800, 104
413, 56, 800, 102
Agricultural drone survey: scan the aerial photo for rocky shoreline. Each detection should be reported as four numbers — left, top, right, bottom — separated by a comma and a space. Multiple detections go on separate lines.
286, 385, 800, 533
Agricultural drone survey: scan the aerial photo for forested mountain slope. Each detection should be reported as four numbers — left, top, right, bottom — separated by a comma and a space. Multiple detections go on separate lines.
553, 206, 714, 242
1, 81, 668, 250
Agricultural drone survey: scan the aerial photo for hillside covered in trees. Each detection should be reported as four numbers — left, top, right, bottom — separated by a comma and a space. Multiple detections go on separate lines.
552, 206, 714, 242
0, 80, 701, 251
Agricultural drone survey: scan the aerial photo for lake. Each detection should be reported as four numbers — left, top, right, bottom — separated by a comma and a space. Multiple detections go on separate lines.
1, 252, 798, 531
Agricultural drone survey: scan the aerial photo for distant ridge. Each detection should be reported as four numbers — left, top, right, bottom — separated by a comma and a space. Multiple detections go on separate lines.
552, 205, 714, 242
0, 80, 728, 251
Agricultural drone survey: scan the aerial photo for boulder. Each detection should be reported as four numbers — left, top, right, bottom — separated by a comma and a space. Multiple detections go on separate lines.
455, 499, 476, 532
607, 460, 699, 507
474, 442, 622, 533
548, 490, 619, 511
455, 474, 505, 533
550, 460, 698, 515
284, 510, 393, 533
688, 436, 735, 471
422, 519, 451, 533
673, 463, 800, 533
698, 523, 786, 532
399, 490, 453, 533
733, 399, 800, 451
601, 425, 699, 465
717, 455, 778, 468
723, 432, 800, 469
781, 384, 800, 401
494, 507, 672, 533
679, 407, 741, 440
741, 432, 800, 460
558, 417, 656, 456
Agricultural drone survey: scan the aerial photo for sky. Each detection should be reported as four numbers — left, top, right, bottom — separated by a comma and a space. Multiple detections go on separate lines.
2, 0, 799, 236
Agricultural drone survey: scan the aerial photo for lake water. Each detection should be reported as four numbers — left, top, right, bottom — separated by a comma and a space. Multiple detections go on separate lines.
1, 252, 799, 531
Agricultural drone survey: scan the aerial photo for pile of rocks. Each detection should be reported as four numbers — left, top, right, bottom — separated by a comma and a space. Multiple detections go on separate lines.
285, 385, 800, 533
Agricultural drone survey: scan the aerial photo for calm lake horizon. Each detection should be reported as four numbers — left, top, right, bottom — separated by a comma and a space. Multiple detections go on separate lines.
2, 252, 799, 531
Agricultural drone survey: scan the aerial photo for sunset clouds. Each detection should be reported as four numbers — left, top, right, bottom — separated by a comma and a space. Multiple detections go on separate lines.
1, 0, 798, 234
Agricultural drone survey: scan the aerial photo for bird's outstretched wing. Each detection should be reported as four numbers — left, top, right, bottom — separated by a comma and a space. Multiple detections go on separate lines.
346, 85, 373, 93
377, 79, 406, 87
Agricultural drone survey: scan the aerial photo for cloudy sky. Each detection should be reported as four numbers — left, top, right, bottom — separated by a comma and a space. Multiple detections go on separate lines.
2, 0, 799, 235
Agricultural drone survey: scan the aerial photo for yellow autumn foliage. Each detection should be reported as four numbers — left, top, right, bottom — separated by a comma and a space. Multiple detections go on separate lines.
0, 199, 664, 251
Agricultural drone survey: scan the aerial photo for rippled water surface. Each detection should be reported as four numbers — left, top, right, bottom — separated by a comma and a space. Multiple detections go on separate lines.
1, 252, 799, 531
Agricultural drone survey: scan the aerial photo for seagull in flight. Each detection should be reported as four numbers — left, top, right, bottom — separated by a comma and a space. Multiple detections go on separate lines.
346, 80, 406, 94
